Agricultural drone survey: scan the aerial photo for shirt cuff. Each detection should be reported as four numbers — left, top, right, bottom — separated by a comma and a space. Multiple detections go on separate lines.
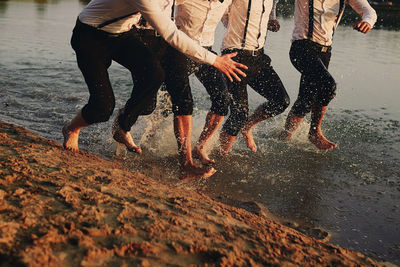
362, 17, 376, 28
205, 51, 217, 65
269, 12, 277, 20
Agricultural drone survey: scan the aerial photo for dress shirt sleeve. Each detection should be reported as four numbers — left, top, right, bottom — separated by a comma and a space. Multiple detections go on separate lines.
269, 0, 279, 20
130, 0, 217, 65
348, 0, 377, 27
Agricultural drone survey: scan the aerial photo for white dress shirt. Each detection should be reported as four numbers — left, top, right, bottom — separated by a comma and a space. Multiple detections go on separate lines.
175, 0, 232, 47
132, 0, 174, 30
222, 0, 279, 51
292, 0, 377, 46
78, 0, 216, 65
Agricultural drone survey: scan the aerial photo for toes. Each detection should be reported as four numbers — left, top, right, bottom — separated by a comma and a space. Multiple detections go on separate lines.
202, 167, 216, 178
64, 145, 79, 153
326, 143, 337, 150
203, 159, 216, 166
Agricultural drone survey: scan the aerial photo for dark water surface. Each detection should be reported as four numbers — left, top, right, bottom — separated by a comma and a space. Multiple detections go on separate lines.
0, 0, 399, 264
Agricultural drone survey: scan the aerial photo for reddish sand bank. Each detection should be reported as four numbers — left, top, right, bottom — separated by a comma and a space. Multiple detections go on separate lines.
0, 121, 384, 266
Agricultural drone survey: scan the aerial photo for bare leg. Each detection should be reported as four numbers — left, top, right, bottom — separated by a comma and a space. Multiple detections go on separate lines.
278, 110, 304, 141
241, 105, 270, 152
193, 111, 224, 165
62, 110, 89, 152
219, 129, 236, 155
112, 110, 142, 154
174, 115, 216, 180
308, 105, 337, 150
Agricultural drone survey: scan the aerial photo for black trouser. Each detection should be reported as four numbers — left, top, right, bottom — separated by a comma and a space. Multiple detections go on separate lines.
221, 49, 290, 136
130, 33, 228, 119
289, 39, 336, 118
70, 19, 164, 132
163, 45, 229, 116
131, 30, 169, 116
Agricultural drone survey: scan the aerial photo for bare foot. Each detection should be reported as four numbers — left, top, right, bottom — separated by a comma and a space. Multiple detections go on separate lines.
241, 127, 257, 152
113, 127, 142, 155
193, 145, 215, 165
180, 163, 216, 180
308, 133, 337, 150
62, 124, 79, 152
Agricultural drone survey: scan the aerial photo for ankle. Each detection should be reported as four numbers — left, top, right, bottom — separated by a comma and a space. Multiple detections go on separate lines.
241, 125, 252, 133
309, 126, 321, 137
195, 142, 205, 150
63, 124, 79, 135
278, 129, 291, 140
114, 127, 128, 138
62, 124, 71, 133
179, 157, 193, 167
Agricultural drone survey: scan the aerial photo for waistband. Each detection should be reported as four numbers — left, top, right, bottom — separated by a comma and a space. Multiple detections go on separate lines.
74, 18, 125, 37
222, 48, 264, 57
295, 39, 332, 53
135, 27, 160, 37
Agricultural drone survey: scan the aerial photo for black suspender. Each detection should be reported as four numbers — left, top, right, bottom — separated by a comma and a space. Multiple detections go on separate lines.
97, 12, 138, 29
242, 0, 252, 48
332, 0, 345, 37
256, 1, 266, 49
335, 0, 346, 29
307, 0, 314, 39
171, 0, 175, 20
138, 16, 147, 27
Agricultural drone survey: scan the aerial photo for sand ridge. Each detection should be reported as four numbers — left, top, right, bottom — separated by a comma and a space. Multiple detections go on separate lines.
0, 121, 383, 266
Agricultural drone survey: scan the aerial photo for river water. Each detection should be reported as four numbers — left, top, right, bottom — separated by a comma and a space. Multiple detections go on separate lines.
0, 0, 399, 264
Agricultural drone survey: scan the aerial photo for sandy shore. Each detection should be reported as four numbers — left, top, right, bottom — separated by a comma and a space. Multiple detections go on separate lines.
0, 121, 386, 266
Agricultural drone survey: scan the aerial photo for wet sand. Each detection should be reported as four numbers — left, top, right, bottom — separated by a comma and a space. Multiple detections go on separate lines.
0, 120, 386, 266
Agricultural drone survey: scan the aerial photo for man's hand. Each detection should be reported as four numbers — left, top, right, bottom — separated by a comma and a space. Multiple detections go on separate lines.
353, 21, 372, 34
268, 19, 280, 32
213, 52, 248, 82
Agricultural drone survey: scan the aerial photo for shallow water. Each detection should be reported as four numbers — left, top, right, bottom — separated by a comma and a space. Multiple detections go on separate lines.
0, 0, 399, 264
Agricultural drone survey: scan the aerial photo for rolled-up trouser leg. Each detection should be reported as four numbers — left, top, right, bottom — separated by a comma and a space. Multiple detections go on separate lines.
195, 63, 230, 116
289, 40, 336, 118
135, 35, 169, 116
222, 80, 249, 136
248, 53, 290, 117
71, 23, 116, 124
112, 31, 165, 132
222, 50, 289, 136
163, 46, 194, 116
78, 56, 116, 124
